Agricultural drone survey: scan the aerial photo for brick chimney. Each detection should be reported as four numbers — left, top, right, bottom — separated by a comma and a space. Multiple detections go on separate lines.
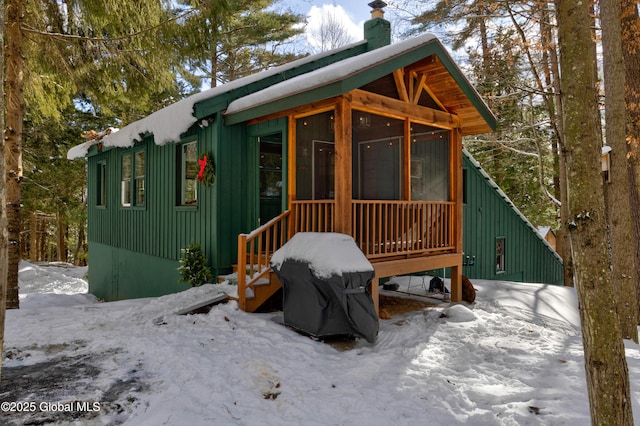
364, 0, 391, 50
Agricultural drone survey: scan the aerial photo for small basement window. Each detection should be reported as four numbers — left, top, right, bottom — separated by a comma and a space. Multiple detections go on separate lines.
496, 237, 506, 273
179, 141, 198, 206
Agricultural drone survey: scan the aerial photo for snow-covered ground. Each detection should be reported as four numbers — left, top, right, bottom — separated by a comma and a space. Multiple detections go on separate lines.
3, 261, 640, 425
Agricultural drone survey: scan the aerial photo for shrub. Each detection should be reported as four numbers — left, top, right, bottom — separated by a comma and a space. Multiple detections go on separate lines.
178, 242, 214, 287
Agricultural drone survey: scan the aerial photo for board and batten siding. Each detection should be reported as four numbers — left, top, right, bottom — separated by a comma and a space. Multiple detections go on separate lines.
86, 120, 224, 299
86, 115, 288, 300
461, 152, 563, 285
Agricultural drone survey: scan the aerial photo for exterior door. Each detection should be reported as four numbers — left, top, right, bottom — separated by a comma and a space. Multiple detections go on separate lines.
259, 133, 283, 224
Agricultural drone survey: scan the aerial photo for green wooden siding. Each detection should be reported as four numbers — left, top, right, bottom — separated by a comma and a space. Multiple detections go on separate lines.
461, 152, 563, 284
86, 117, 288, 300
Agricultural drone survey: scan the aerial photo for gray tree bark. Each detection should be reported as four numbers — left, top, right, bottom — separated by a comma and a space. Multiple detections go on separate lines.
556, 0, 633, 423
601, 0, 639, 342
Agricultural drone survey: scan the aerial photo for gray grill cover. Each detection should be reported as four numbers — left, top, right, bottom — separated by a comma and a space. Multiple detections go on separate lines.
271, 234, 378, 343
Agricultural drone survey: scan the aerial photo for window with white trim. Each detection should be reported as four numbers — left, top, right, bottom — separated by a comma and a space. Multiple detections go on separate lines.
121, 150, 145, 207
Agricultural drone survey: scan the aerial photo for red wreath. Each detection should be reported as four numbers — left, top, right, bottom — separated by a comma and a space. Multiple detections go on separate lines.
198, 155, 207, 181
197, 153, 215, 186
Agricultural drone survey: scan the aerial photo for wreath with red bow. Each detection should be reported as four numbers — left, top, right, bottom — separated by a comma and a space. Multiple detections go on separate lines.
198, 153, 215, 187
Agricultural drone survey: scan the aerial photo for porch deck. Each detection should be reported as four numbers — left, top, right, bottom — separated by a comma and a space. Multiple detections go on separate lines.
236, 200, 462, 313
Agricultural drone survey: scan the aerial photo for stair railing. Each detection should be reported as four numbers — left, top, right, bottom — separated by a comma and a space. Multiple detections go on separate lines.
237, 210, 292, 311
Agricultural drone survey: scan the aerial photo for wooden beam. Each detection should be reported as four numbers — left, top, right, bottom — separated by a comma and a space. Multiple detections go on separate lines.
287, 115, 296, 209
421, 80, 449, 112
393, 69, 409, 102
373, 253, 461, 278
452, 128, 463, 254
403, 119, 411, 200
333, 96, 352, 235
412, 73, 427, 104
245, 97, 340, 126
350, 89, 461, 129
450, 127, 463, 303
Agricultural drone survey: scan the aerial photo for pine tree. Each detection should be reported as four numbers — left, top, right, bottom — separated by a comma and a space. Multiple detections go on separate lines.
173, 0, 304, 88
5, 0, 211, 308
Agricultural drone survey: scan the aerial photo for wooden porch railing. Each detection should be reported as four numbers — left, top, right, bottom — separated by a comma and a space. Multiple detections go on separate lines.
236, 199, 454, 311
291, 200, 335, 233
352, 200, 455, 259
237, 210, 291, 311
291, 199, 454, 258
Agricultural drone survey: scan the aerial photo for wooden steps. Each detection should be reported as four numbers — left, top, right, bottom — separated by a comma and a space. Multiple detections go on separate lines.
218, 263, 282, 312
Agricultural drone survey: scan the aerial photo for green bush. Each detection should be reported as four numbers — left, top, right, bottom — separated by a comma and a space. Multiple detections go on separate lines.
178, 242, 214, 287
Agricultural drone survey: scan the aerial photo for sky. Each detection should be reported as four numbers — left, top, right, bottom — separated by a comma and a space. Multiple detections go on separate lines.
282, 1, 378, 49
4, 260, 640, 425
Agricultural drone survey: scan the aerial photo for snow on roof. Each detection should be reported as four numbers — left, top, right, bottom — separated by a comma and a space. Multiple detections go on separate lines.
270, 232, 373, 279
67, 41, 367, 160
225, 33, 438, 116
537, 226, 552, 238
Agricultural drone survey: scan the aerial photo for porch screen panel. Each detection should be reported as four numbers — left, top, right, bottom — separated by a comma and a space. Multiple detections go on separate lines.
410, 124, 450, 201
352, 112, 403, 200
295, 111, 335, 200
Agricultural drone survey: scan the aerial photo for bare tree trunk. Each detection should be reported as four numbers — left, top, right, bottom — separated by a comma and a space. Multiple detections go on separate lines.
0, 0, 8, 380
556, 0, 633, 423
544, 1, 574, 286
5, 0, 22, 309
601, 0, 639, 342
619, 0, 640, 325
57, 213, 67, 262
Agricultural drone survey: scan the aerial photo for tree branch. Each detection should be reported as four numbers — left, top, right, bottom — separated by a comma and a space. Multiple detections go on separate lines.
20, 9, 195, 43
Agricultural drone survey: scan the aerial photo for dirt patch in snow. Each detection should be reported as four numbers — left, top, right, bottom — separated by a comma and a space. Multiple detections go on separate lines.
0, 345, 148, 425
379, 293, 438, 318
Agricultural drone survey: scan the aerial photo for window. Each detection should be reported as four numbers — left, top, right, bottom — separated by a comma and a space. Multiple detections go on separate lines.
179, 141, 198, 205
121, 154, 132, 206
295, 111, 335, 200
121, 150, 145, 207
496, 237, 506, 273
135, 151, 145, 205
97, 161, 107, 207
410, 124, 450, 201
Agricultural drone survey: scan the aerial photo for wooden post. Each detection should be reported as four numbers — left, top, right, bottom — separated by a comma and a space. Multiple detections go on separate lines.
334, 96, 352, 235
450, 127, 463, 302
403, 119, 411, 200
237, 234, 247, 311
287, 116, 296, 238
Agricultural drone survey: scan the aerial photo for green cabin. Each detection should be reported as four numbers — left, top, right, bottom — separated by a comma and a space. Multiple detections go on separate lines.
461, 151, 562, 284
68, 6, 562, 312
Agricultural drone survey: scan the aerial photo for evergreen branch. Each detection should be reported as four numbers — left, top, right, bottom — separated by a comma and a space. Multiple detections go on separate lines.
20, 9, 196, 43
